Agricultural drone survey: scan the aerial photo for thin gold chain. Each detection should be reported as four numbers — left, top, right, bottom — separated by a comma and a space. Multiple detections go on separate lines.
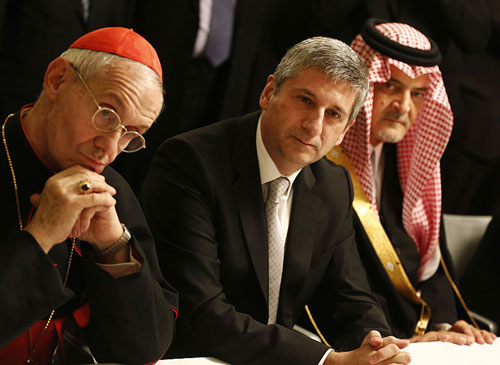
2, 114, 23, 230
305, 305, 331, 347
2, 113, 75, 364
439, 249, 480, 329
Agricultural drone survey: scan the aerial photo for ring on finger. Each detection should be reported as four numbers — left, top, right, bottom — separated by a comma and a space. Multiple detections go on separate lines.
78, 180, 92, 194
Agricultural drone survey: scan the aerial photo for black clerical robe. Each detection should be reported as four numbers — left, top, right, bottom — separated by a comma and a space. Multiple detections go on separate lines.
0, 110, 178, 364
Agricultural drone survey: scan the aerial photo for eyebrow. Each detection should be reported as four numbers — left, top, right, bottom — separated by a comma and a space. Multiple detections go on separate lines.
388, 77, 428, 92
294, 87, 349, 116
100, 93, 125, 114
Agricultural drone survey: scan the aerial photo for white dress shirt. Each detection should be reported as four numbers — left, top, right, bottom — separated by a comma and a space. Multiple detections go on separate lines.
370, 143, 384, 208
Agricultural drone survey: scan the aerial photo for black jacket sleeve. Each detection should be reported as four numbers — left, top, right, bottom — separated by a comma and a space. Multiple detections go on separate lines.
83, 167, 178, 364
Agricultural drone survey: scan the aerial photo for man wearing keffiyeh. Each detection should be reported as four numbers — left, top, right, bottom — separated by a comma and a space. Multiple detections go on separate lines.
336, 19, 496, 345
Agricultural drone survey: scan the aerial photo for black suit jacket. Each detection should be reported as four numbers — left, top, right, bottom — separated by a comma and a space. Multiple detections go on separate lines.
140, 111, 391, 364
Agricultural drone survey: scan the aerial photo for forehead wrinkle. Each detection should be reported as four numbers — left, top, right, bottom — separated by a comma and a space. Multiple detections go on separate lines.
287, 69, 355, 116
294, 87, 315, 96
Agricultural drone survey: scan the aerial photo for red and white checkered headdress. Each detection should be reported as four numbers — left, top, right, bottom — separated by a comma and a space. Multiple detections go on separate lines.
344, 21, 453, 280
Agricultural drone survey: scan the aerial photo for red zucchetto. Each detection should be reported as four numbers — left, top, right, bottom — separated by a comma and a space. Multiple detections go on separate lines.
70, 27, 162, 81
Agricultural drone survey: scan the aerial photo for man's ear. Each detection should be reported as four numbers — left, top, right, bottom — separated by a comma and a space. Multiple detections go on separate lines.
259, 74, 275, 111
43, 58, 72, 100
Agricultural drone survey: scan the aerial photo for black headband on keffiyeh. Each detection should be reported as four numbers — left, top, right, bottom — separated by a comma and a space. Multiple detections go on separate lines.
361, 18, 442, 67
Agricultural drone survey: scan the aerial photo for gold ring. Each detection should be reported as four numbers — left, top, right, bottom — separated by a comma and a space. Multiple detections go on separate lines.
78, 180, 92, 194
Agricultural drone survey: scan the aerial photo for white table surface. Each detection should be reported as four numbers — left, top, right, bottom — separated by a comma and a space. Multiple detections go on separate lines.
405, 338, 500, 365
159, 338, 500, 364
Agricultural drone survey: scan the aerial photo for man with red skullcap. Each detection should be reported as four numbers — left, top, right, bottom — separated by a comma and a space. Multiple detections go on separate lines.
327, 19, 496, 345
0, 27, 177, 364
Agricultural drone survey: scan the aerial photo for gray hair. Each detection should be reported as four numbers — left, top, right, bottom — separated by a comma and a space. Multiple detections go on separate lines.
59, 48, 164, 96
273, 36, 369, 122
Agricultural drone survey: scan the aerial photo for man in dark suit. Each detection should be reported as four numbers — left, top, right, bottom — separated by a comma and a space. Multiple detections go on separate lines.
141, 36, 411, 365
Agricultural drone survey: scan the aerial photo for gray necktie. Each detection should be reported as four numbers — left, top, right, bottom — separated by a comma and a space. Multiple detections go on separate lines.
205, 0, 234, 67
265, 177, 290, 324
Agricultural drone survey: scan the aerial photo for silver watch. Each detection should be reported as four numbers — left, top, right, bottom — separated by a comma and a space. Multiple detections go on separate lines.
96, 223, 131, 261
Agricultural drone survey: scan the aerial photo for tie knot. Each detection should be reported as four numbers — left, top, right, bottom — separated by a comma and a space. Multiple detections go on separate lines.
267, 177, 290, 204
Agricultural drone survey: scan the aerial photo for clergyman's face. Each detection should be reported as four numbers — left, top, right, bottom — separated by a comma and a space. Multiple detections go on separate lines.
370, 65, 429, 147
259, 67, 357, 175
43, 59, 163, 173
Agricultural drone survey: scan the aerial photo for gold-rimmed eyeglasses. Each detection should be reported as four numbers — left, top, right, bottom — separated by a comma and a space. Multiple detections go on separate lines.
71, 64, 146, 153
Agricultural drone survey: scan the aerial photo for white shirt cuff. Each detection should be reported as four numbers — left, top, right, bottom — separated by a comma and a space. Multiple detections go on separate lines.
95, 245, 142, 279
318, 348, 334, 365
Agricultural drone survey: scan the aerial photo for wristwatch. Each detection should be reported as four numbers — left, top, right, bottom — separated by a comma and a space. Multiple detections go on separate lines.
95, 223, 131, 261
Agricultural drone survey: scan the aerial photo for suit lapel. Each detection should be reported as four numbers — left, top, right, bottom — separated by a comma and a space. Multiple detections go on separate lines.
232, 112, 270, 302
278, 166, 321, 324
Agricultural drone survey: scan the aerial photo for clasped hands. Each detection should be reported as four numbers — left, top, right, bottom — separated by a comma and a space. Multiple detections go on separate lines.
25, 165, 124, 256
326, 331, 411, 365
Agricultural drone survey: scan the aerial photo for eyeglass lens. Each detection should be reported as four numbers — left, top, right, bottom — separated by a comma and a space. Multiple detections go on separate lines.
119, 130, 145, 152
93, 108, 121, 131
93, 108, 144, 152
